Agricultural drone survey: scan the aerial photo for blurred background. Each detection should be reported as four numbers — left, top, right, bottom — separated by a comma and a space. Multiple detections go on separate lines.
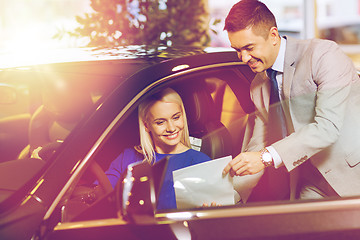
1, 0, 360, 68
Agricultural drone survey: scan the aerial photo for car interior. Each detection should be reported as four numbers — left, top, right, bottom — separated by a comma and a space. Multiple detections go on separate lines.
0, 75, 41, 163
0, 63, 262, 227
87, 66, 254, 177
18, 74, 95, 160
57, 65, 258, 223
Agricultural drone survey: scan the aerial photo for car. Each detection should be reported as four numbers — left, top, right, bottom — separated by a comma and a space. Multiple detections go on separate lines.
1, 46, 360, 240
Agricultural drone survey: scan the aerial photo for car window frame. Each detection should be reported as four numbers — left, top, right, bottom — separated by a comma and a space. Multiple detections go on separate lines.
44, 58, 360, 239
44, 61, 248, 222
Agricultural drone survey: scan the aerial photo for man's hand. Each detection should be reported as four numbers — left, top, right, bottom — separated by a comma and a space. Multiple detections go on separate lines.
223, 152, 264, 177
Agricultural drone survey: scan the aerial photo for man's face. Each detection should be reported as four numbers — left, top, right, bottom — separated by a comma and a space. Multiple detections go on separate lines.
228, 27, 280, 73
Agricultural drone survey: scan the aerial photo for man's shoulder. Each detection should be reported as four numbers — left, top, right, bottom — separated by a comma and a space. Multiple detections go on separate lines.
287, 36, 339, 53
285, 36, 343, 66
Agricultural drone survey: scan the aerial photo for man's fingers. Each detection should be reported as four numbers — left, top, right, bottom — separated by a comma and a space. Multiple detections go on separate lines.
223, 152, 263, 176
223, 155, 242, 175
222, 163, 232, 175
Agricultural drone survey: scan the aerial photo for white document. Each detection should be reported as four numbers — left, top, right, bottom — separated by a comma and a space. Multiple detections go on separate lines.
173, 155, 234, 209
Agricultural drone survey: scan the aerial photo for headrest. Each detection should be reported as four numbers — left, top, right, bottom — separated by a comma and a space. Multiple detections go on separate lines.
174, 81, 218, 138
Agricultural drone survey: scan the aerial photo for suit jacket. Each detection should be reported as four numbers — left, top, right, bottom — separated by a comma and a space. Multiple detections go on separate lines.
246, 36, 360, 197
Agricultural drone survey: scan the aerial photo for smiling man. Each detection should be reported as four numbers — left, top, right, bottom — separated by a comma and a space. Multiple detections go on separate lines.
223, 0, 360, 201
227, 16, 279, 73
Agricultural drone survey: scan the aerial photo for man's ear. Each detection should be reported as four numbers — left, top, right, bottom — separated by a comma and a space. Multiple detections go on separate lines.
269, 27, 280, 44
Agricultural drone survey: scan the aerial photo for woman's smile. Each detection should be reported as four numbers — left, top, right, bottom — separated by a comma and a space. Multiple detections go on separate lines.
164, 131, 179, 140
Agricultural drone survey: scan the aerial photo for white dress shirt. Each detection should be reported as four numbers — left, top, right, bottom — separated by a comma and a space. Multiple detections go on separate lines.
266, 37, 286, 168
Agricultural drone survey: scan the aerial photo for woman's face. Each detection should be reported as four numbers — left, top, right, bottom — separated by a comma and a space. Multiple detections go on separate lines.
145, 100, 186, 154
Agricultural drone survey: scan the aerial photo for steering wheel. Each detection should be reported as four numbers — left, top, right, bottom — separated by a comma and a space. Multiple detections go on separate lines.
89, 161, 113, 195
38, 141, 113, 195
60, 161, 113, 222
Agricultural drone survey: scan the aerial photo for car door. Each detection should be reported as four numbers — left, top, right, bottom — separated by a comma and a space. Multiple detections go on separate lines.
38, 53, 360, 240
41, 55, 257, 239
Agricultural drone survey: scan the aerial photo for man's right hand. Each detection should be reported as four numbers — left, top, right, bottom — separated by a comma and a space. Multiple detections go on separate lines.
223, 151, 265, 177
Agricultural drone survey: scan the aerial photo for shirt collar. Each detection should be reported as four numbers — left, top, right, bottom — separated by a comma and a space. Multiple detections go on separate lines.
271, 37, 286, 73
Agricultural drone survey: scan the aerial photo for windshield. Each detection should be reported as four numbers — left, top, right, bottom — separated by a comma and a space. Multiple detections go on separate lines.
0, 59, 148, 206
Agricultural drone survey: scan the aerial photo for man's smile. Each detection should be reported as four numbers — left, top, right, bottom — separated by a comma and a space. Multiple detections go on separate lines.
248, 58, 260, 69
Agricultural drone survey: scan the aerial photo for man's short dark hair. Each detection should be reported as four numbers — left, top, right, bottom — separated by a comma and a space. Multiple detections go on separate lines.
224, 0, 277, 39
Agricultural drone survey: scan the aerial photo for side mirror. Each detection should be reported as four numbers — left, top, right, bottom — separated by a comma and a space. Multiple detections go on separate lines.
119, 161, 157, 224
116, 156, 170, 224
0, 84, 17, 104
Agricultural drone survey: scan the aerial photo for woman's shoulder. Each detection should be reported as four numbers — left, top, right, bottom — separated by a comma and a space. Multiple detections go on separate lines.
118, 147, 144, 161
122, 147, 137, 154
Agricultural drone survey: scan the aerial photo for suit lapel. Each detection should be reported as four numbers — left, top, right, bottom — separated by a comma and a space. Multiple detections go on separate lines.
283, 65, 295, 99
282, 38, 299, 200
283, 36, 297, 100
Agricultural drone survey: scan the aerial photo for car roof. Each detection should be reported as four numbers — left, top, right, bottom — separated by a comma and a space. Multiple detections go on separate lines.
0, 45, 234, 69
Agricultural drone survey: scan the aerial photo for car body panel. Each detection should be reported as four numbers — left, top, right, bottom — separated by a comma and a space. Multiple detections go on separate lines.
0, 46, 359, 240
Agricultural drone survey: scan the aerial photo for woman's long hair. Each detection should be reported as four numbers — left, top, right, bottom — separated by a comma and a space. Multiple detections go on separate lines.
138, 88, 190, 164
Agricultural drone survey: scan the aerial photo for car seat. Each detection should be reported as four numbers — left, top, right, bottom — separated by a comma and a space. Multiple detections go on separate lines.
174, 80, 233, 160
17, 76, 114, 202
18, 77, 94, 159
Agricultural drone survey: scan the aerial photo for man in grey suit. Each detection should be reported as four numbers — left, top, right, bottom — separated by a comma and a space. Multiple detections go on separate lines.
223, 0, 360, 200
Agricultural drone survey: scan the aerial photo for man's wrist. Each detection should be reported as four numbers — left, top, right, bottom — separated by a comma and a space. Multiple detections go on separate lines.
260, 148, 274, 167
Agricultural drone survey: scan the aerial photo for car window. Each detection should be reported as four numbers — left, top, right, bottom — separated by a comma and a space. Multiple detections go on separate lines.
54, 65, 256, 224
205, 77, 249, 155
0, 70, 42, 163
0, 60, 150, 220
0, 60, 146, 163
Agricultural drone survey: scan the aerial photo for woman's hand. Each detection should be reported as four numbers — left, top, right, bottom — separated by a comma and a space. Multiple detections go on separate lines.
202, 202, 221, 207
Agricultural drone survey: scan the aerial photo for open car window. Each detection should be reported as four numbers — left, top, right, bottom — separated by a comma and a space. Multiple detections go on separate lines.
54, 64, 258, 223
27, 57, 360, 240
0, 61, 144, 214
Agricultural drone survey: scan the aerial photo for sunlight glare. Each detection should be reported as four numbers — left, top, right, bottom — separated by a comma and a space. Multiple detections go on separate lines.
0, 0, 91, 67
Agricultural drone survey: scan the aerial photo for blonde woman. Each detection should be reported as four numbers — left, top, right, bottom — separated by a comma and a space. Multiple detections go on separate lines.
105, 88, 211, 209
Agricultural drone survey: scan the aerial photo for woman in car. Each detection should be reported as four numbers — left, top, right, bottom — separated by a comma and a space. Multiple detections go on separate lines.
104, 87, 211, 210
